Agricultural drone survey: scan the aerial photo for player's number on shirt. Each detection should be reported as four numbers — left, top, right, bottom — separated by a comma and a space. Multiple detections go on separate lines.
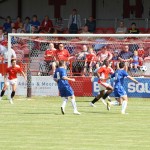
56, 72, 60, 80
115, 73, 118, 81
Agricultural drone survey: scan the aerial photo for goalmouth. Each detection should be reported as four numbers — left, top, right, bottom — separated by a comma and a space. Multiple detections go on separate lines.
7, 33, 150, 98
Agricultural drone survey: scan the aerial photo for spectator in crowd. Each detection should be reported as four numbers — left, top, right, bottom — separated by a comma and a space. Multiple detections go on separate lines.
11, 28, 18, 44
118, 45, 133, 71
39, 43, 56, 76
54, 17, 64, 33
51, 43, 71, 74
112, 49, 120, 69
72, 45, 89, 75
79, 25, 92, 41
30, 26, 38, 33
96, 45, 113, 66
30, 15, 40, 32
12, 28, 16, 33
137, 43, 145, 58
8, 22, 16, 33
81, 25, 91, 34
116, 20, 127, 34
3, 16, 11, 33
68, 9, 81, 33
23, 17, 31, 33
17, 22, 24, 33
0, 43, 16, 64
84, 47, 97, 76
0, 29, 4, 42
0, 43, 7, 60
130, 50, 141, 72
40, 15, 53, 33
112, 50, 120, 61
0, 34, 8, 46
128, 22, 140, 34
14, 16, 22, 30
85, 16, 96, 33
55, 43, 71, 61
53, 60, 80, 115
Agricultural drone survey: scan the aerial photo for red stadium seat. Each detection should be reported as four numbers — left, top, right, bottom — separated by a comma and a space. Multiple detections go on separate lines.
147, 28, 150, 33
139, 28, 146, 33
95, 28, 105, 33
105, 27, 115, 34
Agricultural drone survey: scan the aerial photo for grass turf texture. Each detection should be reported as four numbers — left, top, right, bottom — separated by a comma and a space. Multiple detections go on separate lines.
0, 96, 150, 150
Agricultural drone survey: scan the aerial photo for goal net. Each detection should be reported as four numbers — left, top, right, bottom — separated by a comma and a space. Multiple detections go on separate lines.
7, 33, 150, 98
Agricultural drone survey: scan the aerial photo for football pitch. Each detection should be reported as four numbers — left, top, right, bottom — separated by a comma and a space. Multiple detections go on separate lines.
0, 96, 150, 150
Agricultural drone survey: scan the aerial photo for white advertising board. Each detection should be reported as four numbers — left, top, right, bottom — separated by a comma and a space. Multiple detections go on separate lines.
0, 76, 59, 96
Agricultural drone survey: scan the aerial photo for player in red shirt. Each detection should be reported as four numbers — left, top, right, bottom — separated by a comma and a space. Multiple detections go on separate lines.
90, 59, 114, 107
0, 59, 26, 104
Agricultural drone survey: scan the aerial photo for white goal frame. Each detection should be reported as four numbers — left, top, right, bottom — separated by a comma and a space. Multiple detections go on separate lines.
7, 33, 150, 97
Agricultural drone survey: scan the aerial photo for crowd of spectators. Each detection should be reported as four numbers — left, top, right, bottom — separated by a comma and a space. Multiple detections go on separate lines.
1, 9, 150, 35
38, 39, 149, 76
0, 9, 150, 76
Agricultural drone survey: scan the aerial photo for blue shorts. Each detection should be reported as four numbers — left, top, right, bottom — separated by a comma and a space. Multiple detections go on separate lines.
114, 86, 127, 98
59, 85, 74, 97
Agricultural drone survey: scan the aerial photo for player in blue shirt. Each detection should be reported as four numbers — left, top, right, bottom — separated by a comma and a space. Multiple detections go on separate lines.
107, 62, 138, 114
53, 61, 80, 115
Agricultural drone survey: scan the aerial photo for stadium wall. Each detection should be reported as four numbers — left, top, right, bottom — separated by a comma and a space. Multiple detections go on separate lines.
0, 0, 150, 27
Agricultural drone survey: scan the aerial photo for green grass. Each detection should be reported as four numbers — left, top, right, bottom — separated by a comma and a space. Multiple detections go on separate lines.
0, 96, 150, 150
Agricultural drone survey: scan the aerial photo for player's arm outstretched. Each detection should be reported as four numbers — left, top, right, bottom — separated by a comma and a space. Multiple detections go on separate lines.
127, 75, 138, 84
20, 71, 27, 81
62, 76, 75, 82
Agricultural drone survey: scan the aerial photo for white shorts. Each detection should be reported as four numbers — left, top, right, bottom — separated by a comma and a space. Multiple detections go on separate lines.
6, 78, 17, 85
98, 82, 110, 91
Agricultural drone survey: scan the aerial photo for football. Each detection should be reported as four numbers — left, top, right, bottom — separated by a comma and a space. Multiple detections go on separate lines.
140, 65, 147, 72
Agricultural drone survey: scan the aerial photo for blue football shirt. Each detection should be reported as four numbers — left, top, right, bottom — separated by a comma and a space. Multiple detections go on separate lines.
54, 67, 74, 97
111, 69, 128, 88
53, 67, 69, 88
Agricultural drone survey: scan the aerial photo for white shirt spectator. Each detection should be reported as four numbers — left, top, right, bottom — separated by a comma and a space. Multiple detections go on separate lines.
0, 45, 16, 63
116, 21, 127, 34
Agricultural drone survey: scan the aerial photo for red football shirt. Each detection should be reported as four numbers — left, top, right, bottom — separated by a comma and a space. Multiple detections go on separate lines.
55, 49, 70, 61
97, 66, 113, 82
86, 53, 97, 62
6, 65, 22, 80
44, 49, 56, 61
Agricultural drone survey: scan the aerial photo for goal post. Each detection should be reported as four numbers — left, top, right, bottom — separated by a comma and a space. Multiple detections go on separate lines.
7, 33, 150, 98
